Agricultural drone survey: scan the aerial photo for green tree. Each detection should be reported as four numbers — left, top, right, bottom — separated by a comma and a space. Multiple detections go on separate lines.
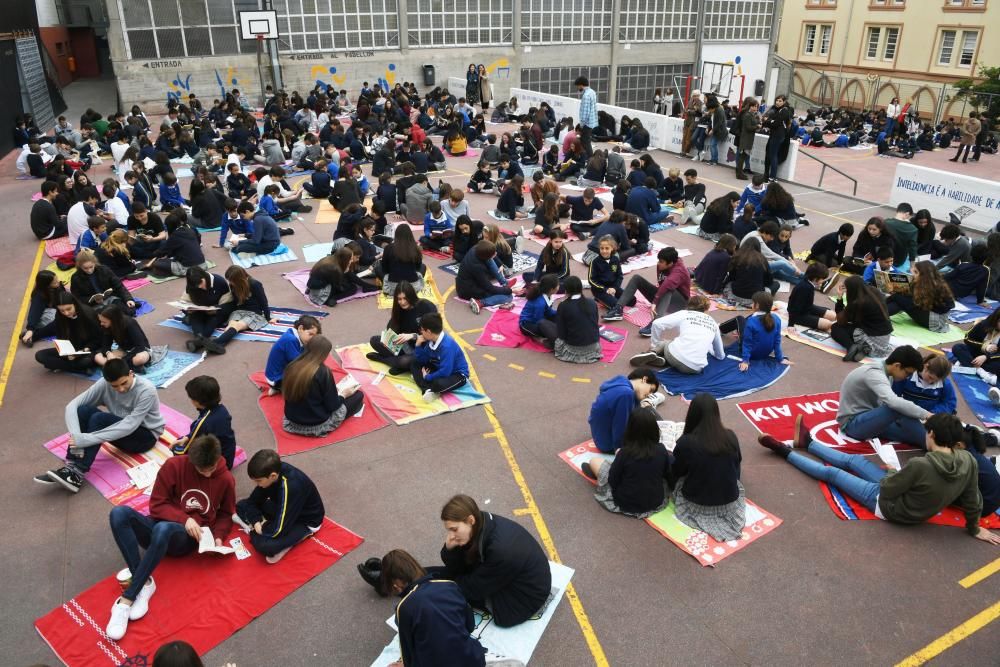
954, 65, 1000, 124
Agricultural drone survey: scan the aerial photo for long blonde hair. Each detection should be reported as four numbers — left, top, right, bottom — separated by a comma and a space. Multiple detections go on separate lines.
282, 335, 333, 403
101, 229, 131, 259
483, 223, 511, 255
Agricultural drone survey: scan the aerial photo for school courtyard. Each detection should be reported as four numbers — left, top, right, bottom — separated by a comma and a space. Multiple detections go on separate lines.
2, 83, 999, 667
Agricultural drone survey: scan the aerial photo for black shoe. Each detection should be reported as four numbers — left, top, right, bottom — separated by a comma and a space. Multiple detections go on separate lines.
388, 366, 406, 376
581, 462, 598, 480
841, 343, 861, 362
949, 158, 959, 162
46, 466, 83, 493
202, 338, 226, 355
279, 227, 295, 236
185, 337, 204, 353
366, 352, 383, 364
299, 205, 313, 213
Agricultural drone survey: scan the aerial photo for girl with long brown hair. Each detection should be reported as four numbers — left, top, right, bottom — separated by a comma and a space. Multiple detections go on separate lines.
832, 274, 894, 361
282, 335, 364, 436
376, 224, 425, 295
201, 265, 272, 355
887, 260, 955, 333
366, 280, 438, 373
723, 237, 776, 308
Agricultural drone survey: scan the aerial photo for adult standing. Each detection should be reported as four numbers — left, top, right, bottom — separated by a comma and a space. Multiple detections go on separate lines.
950, 112, 981, 164
735, 97, 761, 181
707, 95, 728, 166
681, 92, 703, 155
575, 76, 598, 158
762, 95, 791, 183
884, 97, 900, 137
464, 64, 480, 108
477, 64, 492, 113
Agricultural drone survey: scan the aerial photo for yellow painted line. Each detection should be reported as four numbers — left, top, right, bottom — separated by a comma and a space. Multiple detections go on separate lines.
895, 600, 1000, 666
434, 281, 609, 666
538, 371, 557, 379
482, 353, 497, 361
458, 327, 484, 335
508, 363, 525, 371
959, 557, 1000, 589
512, 507, 534, 516
0, 242, 45, 408
572, 377, 592, 383
482, 432, 497, 439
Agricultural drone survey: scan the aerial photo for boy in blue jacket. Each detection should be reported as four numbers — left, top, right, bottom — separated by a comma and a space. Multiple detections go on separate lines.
218, 198, 253, 248
302, 159, 332, 198
264, 316, 322, 394
420, 200, 453, 251
234, 449, 326, 563
260, 184, 291, 221
625, 177, 671, 228
891, 354, 957, 415
171, 375, 237, 469
158, 172, 186, 211
863, 246, 903, 286
411, 312, 469, 402
233, 201, 280, 255
588, 369, 660, 453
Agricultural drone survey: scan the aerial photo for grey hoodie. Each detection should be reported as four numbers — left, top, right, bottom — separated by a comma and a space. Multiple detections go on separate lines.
66, 376, 165, 447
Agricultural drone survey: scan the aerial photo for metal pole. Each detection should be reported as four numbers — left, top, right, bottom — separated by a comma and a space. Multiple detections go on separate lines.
256, 36, 266, 108
608, 0, 621, 105
264, 0, 282, 91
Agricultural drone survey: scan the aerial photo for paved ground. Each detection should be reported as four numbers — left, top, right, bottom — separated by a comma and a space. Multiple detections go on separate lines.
3, 80, 999, 666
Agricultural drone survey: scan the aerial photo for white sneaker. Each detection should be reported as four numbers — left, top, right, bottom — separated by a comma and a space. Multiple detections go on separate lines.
643, 391, 666, 409
990, 387, 1000, 407
106, 598, 131, 640
128, 577, 155, 620
978, 368, 998, 386
514, 234, 525, 255
232, 513, 252, 533
422, 389, 440, 403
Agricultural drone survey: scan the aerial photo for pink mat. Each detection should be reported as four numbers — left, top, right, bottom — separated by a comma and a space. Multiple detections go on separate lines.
282, 268, 377, 306
122, 277, 152, 291
44, 237, 74, 259
475, 309, 626, 362
42, 404, 247, 514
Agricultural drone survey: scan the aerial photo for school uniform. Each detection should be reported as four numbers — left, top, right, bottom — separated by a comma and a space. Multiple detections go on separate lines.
699, 208, 733, 238
75, 228, 107, 255
34, 308, 104, 372
671, 434, 742, 507
30, 198, 67, 240
566, 195, 604, 223
333, 207, 365, 241
787, 280, 828, 329
70, 265, 134, 308
329, 178, 362, 211
495, 187, 523, 219
235, 462, 325, 557
227, 172, 254, 199
892, 372, 957, 415
946, 263, 989, 302
97, 315, 149, 368
693, 248, 731, 294
174, 404, 237, 469
659, 176, 685, 203
584, 222, 631, 263
588, 253, 623, 308
258, 194, 289, 222
158, 182, 185, 210
589, 375, 639, 453
374, 183, 397, 212
808, 231, 846, 267
234, 213, 280, 256
953, 318, 1000, 375
265, 328, 303, 388
379, 244, 426, 291
421, 211, 453, 251
519, 294, 557, 344
532, 246, 571, 284
468, 168, 495, 193
394, 575, 486, 667
411, 333, 469, 394
740, 312, 784, 363
283, 366, 362, 435
451, 222, 483, 262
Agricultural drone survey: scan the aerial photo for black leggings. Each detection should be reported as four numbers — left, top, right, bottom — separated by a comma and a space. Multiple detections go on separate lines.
830, 323, 860, 349
35, 349, 95, 373
367, 335, 415, 371
410, 360, 467, 394
886, 293, 932, 329
520, 319, 557, 347
186, 311, 223, 338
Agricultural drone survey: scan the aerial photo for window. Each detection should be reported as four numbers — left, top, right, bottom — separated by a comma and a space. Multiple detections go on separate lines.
819, 24, 832, 54
803, 24, 817, 54
273, 0, 399, 51
945, 0, 986, 7
119, 0, 260, 59
938, 29, 956, 64
615, 63, 693, 112
959, 30, 977, 65
865, 25, 899, 60
521, 0, 613, 44
619, 0, 697, 43
520, 66, 610, 102
807, 0, 836, 6
703, 0, 775, 41
866, 27, 880, 58
883, 27, 899, 59
407, 0, 512, 47
870, 0, 904, 7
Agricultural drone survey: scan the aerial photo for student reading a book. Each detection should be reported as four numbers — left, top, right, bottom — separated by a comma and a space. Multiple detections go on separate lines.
554, 276, 603, 364
376, 224, 426, 295
105, 434, 236, 640
832, 275, 894, 362
693, 234, 737, 296
307, 248, 378, 307
21, 270, 66, 348
365, 549, 487, 666
519, 275, 559, 349
952, 308, 1000, 386
179, 267, 230, 353
588, 368, 662, 453
234, 449, 325, 564
144, 212, 210, 278
33, 291, 103, 373
671, 393, 746, 540
366, 281, 438, 374
723, 237, 778, 308
630, 295, 725, 373
758, 413, 1000, 544
582, 406, 671, 518
282, 335, 365, 436
265, 316, 322, 394
807, 223, 854, 269
891, 354, 957, 415
420, 200, 454, 251
196, 265, 272, 355
787, 263, 837, 332
602, 247, 691, 331
411, 312, 470, 402
886, 261, 955, 333
94, 304, 151, 372
69, 249, 137, 315
170, 375, 237, 469
885, 203, 917, 271
456, 240, 514, 314
862, 247, 903, 286
34, 358, 164, 493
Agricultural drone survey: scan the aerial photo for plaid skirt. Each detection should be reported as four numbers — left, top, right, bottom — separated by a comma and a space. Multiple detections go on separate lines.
673, 477, 746, 542
593, 459, 670, 519
554, 339, 602, 364
228, 310, 268, 331
722, 284, 755, 309
282, 404, 347, 437
853, 329, 893, 358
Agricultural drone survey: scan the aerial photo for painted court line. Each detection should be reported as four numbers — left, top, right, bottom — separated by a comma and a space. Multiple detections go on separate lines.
435, 282, 609, 667
894, 600, 1000, 666
0, 242, 45, 408
959, 557, 1000, 589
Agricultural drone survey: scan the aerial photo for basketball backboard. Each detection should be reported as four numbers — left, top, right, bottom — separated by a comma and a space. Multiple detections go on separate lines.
239, 10, 279, 40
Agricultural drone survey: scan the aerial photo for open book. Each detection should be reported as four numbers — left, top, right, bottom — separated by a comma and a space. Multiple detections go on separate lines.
598, 327, 624, 343
168, 300, 219, 312
874, 270, 911, 295
125, 460, 160, 490
198, 526, 234, 555
337, 373, 361, 395
54, 339, 90, 357
88, 288, 115, 305
870, 438, 901, 472
380, 328, 405, 355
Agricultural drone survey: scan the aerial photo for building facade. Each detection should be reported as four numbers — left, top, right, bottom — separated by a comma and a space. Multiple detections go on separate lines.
99, 0, 777, 112
775, 0, 997, 120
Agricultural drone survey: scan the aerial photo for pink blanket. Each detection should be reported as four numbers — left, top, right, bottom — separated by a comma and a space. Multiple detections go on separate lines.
282, 268, 376, 306
475, 309, 626, 362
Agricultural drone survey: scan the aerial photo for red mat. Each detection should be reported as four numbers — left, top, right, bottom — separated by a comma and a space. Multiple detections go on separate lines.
737, 391, 919, 455
35, 517, 363, 667
819, 481, 1000, 528
248, 358, 390, 456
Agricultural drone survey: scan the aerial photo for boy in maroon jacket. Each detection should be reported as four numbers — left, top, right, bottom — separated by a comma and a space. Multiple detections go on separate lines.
105, 435, 236, 640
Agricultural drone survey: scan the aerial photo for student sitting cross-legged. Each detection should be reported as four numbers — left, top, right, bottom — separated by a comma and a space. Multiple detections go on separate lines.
410, 312, 470, 403
169, 375, 237, 470
719, 291, 792, 372
34, 358, 164, 493
233, 449, 325, 564
281, 335, 364, 437
519, 274, 560, 349
758, 413, 1000, 545
367, 281, 438, 375
787, 263, 838, 332
105, 434, 236, 640
891, 354, 957, 416
630, 295, 725, 374
264, 315, 323, 395
33, 291, 103, 373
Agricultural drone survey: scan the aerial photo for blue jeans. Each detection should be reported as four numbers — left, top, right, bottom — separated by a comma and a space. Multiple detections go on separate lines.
709, 136, 722, 163
765, 138, 782, 179
489, 259, 507, 282
788, 442, 885, 512
110, 506, 196, 601
68, 406, 157, 473
843, 405, 927, 449
480, 293, 513, 307
768, 259, 802, 285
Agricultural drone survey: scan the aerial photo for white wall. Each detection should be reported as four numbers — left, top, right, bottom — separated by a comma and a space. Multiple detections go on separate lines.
699, 42, 770, 103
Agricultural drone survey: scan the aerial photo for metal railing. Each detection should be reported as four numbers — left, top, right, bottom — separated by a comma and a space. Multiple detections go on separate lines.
796, 148, 859, 197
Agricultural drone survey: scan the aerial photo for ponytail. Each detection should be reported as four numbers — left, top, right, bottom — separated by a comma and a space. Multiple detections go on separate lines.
753, 290, 775, 332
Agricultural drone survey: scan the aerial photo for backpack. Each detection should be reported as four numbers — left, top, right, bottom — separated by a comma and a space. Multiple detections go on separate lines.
730, 111, 743, 137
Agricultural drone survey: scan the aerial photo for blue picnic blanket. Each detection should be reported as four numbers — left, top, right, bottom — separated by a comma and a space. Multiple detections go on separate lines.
656, 345, 789, 400
948, 296, 999, 325
158, 307, 327, 343
71, 349, 204, 388
949, 371, 1000, 428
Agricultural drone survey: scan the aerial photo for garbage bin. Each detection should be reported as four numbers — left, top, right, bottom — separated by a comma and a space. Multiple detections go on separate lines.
423, 64, 435, 87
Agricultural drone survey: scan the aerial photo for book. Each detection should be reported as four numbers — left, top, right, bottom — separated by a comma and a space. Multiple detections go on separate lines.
871, 438, 901, 472
125, 460, 160, 490
168, 300, 219, 312
874, 270, 911, 295
198, 526, 234, 555
54, 339, 89, 356
88, 288, 115, 305
337, 374, 361, 394
799, 328, 831, 342
598, 327, 624, 343
380, 328, 405, 355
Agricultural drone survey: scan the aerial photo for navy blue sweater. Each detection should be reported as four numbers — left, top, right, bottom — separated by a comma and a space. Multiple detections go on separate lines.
586, 221, 630, 254
588, 253, 623, 292
413, 333, 469, 382
946, 263, 989, 302
239, 462, 325, 536
624, 186, 660, 225
396, 575, 485, 667
693, 249, 731, 294
185, 404, 237, 470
